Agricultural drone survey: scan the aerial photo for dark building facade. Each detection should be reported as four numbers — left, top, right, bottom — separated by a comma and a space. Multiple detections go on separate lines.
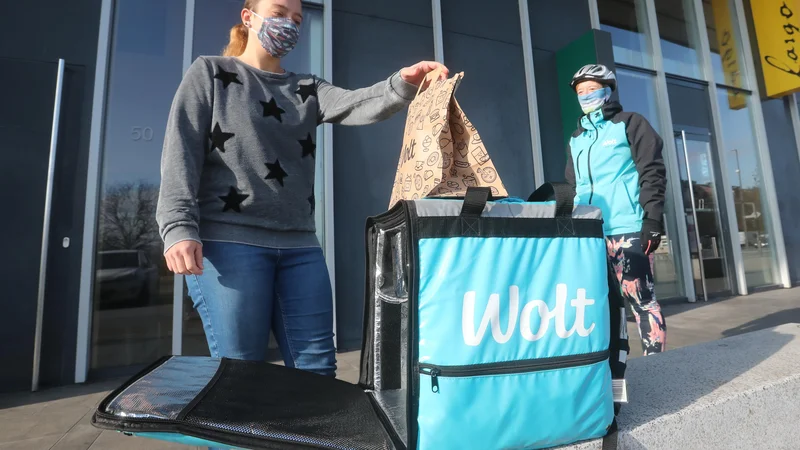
2, 0, 799, 392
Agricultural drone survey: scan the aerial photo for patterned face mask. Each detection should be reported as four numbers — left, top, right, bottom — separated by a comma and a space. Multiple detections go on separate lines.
248, 11, 300, 58
577, 86, 612, 115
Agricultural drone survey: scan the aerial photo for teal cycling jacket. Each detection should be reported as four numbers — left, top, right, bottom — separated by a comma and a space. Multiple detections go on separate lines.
565, 102, 667, 236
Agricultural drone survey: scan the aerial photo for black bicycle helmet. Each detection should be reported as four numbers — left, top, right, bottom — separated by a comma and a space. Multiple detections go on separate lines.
570, 64, 617, 92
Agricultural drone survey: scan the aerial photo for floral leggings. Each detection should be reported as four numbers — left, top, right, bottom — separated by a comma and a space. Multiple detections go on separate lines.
607, 234, 667, 355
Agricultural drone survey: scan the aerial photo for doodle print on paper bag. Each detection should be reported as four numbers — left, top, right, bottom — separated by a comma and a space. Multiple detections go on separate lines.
388, 71, 507, 208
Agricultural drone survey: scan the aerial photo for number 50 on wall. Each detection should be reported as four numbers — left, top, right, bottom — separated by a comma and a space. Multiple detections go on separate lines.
131, 126, 154, 141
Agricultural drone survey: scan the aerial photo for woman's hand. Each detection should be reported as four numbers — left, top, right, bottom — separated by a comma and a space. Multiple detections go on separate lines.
400, 61, 450, 86
166, 240, 204, 275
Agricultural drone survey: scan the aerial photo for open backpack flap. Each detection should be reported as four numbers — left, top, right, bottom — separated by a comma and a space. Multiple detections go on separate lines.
362, 183, 629, 450
93, 182, 628, 450
92, 356, 398, 449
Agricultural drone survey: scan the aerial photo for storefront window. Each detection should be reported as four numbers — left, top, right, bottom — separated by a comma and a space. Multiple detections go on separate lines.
616, 69, 684, 299
91, 0, 186, 371
704, 0, 748, 94
598, 0, 654, 69
655, 0, 703, 78
440, 0, 534, 195
706, 0, 744, 86
715, 89, 779, 288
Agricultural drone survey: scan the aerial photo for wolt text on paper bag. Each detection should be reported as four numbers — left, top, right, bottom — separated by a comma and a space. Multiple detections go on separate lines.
388, 71, 508, 208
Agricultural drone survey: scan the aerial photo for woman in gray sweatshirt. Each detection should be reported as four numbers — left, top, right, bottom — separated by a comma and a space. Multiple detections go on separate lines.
156, 0, 447, 376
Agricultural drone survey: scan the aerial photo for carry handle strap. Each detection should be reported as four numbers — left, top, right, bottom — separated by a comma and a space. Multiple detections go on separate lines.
460, 187, 492, 217
415, 67, 446, 97
527, 182, 575, 218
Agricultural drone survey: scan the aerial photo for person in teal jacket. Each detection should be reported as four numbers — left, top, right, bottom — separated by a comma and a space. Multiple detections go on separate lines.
565, 64, 667, 355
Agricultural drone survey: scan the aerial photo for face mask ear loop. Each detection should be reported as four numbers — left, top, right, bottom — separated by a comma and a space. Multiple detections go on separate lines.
246, 9, 264, 32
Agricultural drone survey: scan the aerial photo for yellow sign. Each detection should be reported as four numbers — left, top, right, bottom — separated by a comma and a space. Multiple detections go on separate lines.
751, 0, 800, 98
712, 0, 747, 109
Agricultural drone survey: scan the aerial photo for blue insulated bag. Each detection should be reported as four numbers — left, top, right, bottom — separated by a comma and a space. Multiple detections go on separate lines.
92, 183, 628, 450
360, 183, 629, 450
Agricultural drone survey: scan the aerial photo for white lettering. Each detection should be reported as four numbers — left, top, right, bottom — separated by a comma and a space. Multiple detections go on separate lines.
571, 288, 596, 337
602, 139, 618, 147
520, 299, 551, 341
463, 284, 597, 346
462, 287, 519, 346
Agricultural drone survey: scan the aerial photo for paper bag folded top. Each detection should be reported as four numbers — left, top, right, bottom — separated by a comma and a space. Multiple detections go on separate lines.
388, 71, 508, 209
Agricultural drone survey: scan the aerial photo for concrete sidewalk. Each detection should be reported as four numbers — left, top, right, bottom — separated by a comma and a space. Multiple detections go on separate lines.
1, 288, 799, 450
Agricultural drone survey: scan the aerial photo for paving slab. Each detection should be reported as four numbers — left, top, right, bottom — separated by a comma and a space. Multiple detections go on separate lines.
559, 323, 800, 449
0, 435, 62, 450
50, 410, 103, 450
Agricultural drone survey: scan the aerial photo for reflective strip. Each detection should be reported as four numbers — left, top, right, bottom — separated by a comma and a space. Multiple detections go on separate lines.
412, 199, 603, 220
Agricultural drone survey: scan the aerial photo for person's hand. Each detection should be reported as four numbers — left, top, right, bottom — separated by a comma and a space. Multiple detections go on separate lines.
641, 219, 663, 256
400, 61, 450, 86
165, 240, 204, 275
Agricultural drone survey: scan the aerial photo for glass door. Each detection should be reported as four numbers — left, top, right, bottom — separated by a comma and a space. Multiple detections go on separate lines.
673, 130, 732, 300
90, 0, 187, 374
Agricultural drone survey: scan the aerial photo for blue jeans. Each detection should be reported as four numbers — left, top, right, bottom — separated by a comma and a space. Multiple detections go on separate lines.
186, 241, 337, 376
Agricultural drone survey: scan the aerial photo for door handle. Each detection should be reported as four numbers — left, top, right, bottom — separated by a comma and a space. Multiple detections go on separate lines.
32, 58, 65, 392
676, 130, 709, 302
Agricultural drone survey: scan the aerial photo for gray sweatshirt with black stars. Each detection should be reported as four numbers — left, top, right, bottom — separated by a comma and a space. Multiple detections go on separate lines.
156, 56, 417, 251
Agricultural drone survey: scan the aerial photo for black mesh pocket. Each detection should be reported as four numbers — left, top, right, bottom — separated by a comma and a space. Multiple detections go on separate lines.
183, 359, 394, 450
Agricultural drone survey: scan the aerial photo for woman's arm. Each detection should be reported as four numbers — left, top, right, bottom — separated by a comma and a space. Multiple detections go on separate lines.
156, 57, 214, 253
315, 61, 448, 126
626, 113, 667, 221
315, 73, 417, 126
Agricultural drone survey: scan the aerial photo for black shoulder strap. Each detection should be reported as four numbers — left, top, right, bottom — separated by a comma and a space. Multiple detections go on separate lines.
602, 419, 619, 450
460, 187, 492, 217
527, 182, 575, 217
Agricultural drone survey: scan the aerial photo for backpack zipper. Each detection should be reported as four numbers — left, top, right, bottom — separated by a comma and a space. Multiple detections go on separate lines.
587, 114, 598, 204
419, 350, 609, 393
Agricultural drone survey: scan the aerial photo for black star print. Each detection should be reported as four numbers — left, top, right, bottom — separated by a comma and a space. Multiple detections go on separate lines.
209, 123, 235, 153
298, 133, 316, 159
296, 83, 317, 103
260, 98, 285, 122
265, 159, 288, 186
308, 189, 315, 215
219, 186, 249, 213
213, 67, 242, 89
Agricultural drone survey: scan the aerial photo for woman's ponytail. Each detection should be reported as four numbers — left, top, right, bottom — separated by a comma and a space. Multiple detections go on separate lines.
222, 22, 249, 57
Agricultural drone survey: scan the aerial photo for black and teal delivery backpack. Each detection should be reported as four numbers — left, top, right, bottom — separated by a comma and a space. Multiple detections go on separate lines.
92, 183, 629, 450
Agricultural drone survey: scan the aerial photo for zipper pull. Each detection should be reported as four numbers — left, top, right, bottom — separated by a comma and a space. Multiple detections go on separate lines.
430, 369, 440, 393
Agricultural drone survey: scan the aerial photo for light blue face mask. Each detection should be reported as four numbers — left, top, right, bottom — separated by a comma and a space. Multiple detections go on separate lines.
578, 86, 612, 115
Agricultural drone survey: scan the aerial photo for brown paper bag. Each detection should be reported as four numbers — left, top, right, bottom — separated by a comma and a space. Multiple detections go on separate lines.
388, 71, 508, 209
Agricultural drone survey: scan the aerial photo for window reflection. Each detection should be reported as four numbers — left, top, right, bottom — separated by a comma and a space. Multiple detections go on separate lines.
599, 0, 653, 69
715, 89, 778, 288
656, 0, 703, 78
440, 0, 533, 196
91, 0, 186, 371
703, 0, 748, 95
